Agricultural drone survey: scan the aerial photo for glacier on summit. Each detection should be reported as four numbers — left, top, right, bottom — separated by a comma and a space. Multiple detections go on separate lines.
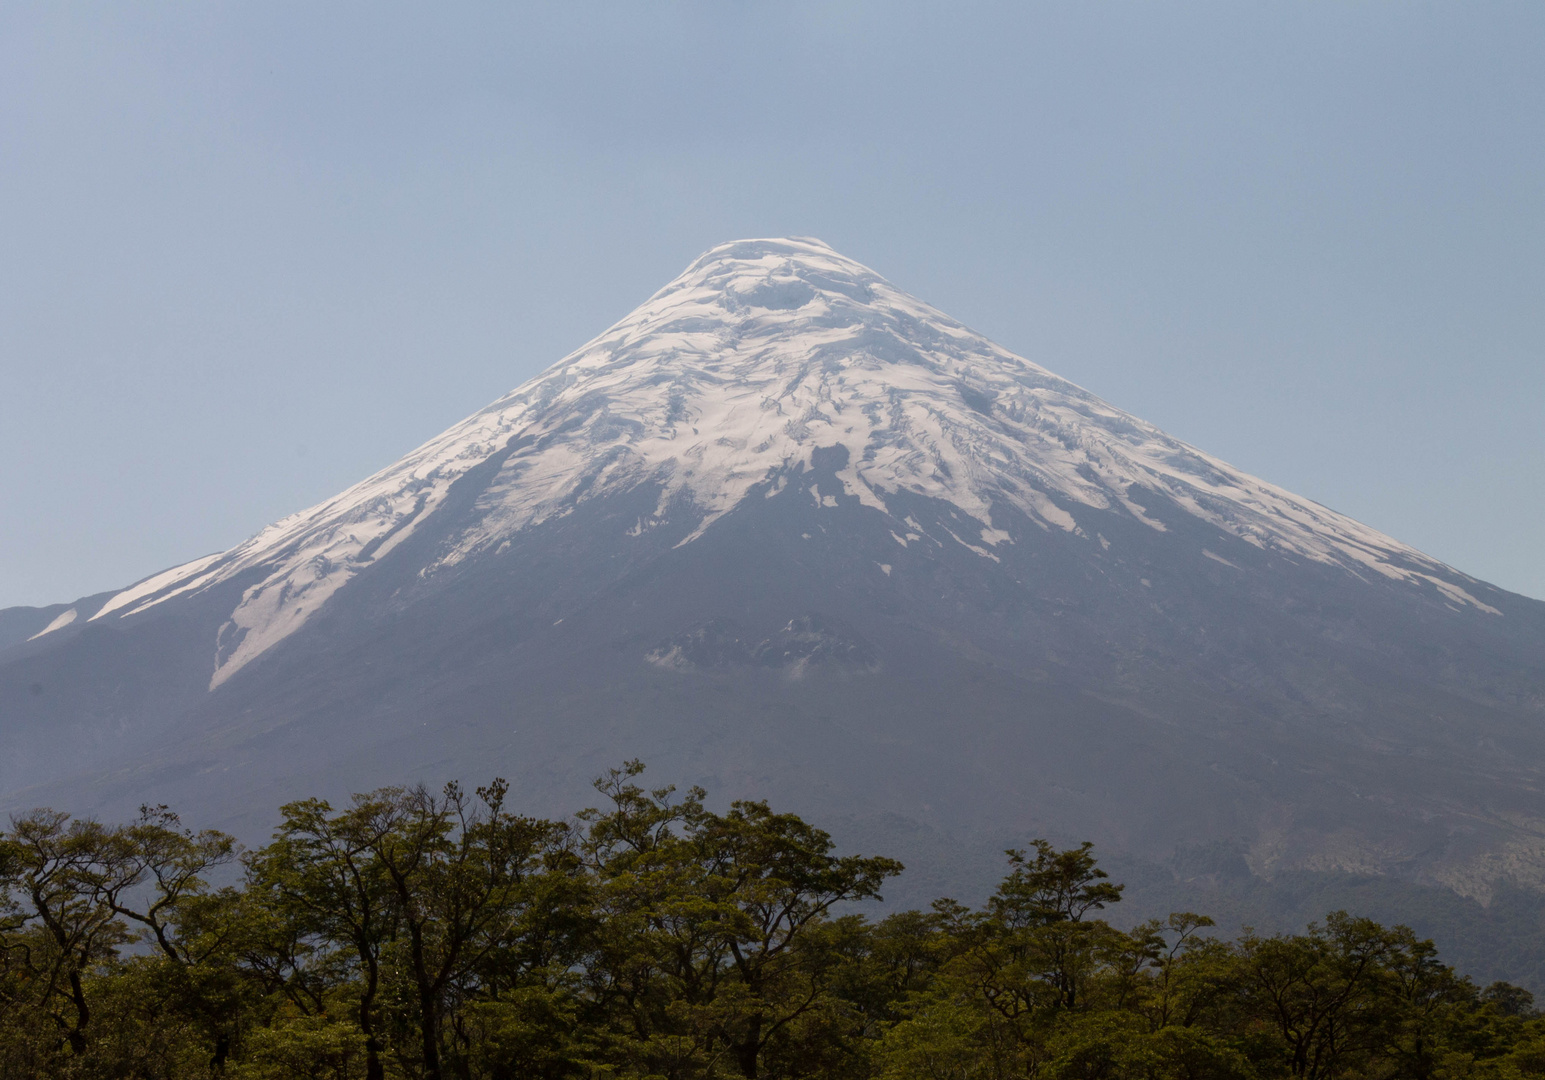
73, 236, 1498, 686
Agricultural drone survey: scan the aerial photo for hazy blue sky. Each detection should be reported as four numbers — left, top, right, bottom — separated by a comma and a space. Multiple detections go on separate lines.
2, 2, 1541, 608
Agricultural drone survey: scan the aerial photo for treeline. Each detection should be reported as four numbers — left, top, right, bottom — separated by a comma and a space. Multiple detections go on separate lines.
3, 763, 1545, 1080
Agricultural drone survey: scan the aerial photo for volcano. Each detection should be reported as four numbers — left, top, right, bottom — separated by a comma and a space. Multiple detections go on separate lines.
4, 237, 1544, 932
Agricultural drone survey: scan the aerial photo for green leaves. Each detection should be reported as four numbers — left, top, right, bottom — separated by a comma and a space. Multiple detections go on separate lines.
577, 765, 904, 1079
991, 841, 1124, 929
3, 768, 1545, 1079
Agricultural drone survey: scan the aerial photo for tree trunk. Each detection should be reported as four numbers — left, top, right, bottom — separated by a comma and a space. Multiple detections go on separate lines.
405, 914, 445, 1080
360, 965, 385, 1080
420, 994, 442, 1080
65, 968, 90, 1055
211, 1033, 231, 1071
735, 1015, 762, 1079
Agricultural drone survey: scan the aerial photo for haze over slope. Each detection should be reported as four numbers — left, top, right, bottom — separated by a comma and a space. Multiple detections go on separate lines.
3, 238, 1543, 928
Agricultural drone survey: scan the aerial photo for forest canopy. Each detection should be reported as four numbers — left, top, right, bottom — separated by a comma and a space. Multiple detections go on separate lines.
2, 761, 1543, 1080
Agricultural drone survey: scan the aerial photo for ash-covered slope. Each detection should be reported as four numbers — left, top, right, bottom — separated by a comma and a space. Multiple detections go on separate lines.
4, 237, 1544, 914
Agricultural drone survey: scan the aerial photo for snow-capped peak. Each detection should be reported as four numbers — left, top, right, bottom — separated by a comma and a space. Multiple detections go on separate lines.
86, 237, 1498, 686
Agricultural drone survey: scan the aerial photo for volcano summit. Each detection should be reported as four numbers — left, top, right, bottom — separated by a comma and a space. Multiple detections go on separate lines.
4, 238, 1544, 924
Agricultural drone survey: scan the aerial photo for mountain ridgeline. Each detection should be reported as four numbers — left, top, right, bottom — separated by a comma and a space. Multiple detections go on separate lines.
3, 238, 1544, 984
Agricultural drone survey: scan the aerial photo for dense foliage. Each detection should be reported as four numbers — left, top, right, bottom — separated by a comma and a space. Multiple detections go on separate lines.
3, 762, 1544, 1080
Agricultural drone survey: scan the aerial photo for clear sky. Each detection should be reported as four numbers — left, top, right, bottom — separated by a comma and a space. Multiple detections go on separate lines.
2, 2, 1541, 608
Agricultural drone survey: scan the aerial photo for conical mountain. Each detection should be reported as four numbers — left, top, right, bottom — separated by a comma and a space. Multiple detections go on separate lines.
4, 238, 1544, 927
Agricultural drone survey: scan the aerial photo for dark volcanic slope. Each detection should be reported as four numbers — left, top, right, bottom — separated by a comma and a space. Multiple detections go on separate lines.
3, 238, 1543, 918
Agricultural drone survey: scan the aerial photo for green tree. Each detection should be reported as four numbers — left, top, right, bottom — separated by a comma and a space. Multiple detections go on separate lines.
364, 780, 565, 1080
246, 796, 401, 1080
580, 761, 902, 1079
107, 805, 244, 1070
880, 843, 1135, 1080
1235, 911, 1402, 1079
0, 810, 136, 1060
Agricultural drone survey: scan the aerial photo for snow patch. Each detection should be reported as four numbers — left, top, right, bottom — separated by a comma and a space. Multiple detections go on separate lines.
942, 526, 1000, 562
28, 608, 77, 640
91, 552, 225, 621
